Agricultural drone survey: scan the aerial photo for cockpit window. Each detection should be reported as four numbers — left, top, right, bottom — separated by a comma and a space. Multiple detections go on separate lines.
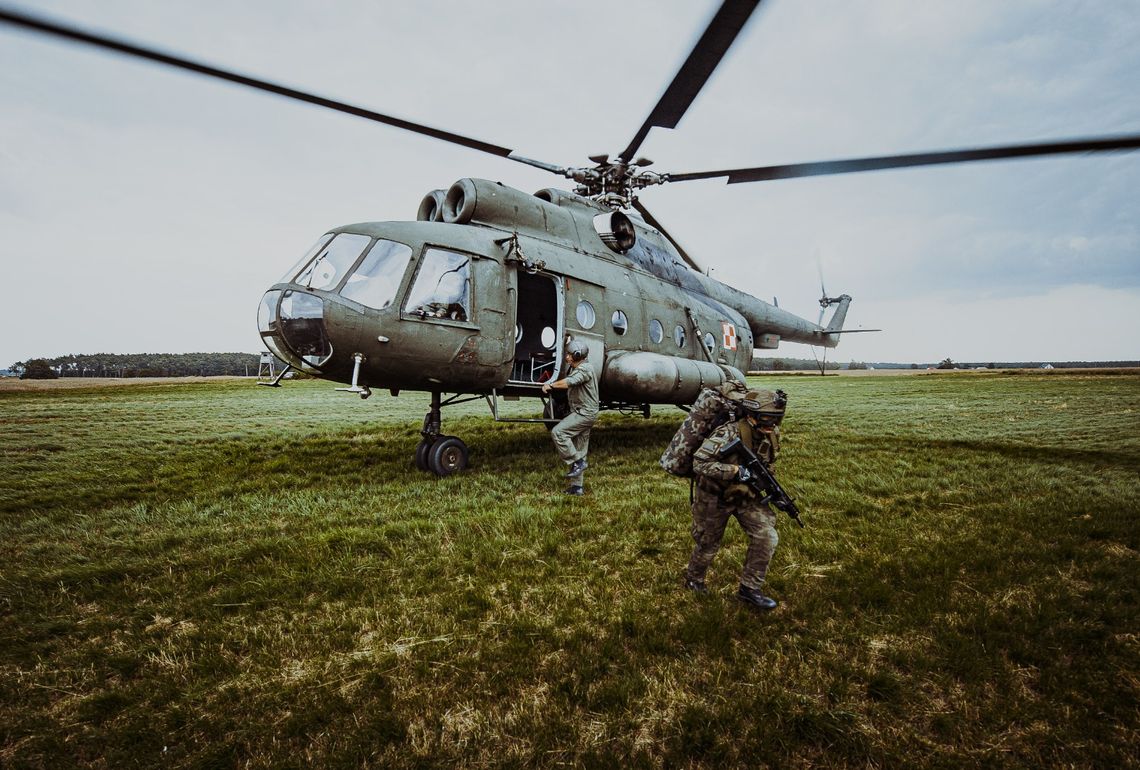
279, 233, 333, 283
405, 248, 471, 322
339, 239, 412, 310
293, 233, 371, 291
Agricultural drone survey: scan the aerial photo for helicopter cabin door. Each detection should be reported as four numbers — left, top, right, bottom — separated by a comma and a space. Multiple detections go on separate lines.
563, 276, 606, 367
508, 271, 563, 386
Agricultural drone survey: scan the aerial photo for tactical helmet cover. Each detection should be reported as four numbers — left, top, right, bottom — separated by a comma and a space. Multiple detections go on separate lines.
740, 389, 787, 423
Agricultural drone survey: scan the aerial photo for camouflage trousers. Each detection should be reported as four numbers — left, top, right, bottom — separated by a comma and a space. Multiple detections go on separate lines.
551, 410, 596, 465
685, 485, 779, 591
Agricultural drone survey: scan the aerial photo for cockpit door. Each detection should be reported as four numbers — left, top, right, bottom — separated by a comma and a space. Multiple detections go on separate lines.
473, 256, 514, 373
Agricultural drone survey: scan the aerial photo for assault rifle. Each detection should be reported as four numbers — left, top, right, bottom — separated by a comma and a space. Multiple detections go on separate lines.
718, 437, 805, 528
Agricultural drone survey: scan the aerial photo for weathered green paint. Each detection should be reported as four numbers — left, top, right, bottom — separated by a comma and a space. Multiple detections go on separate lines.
259, 179, 847, 404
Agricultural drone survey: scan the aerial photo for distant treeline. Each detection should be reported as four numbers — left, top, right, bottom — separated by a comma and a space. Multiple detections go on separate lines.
939, 361, 1140, 370
752, 357, 1140, 371
11, 353, 261, 378
750, 357, 840, 371
9, 353, 1136, 380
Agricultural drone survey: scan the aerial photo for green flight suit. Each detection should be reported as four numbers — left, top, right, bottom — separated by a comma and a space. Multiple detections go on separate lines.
551, 360, 598, 466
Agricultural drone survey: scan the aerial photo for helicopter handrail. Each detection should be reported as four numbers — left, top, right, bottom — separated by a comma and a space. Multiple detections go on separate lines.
685, 307, 717, 365
486, 390, 560, 424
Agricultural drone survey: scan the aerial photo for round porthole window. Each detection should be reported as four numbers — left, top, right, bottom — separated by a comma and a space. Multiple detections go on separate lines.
515, 323, 523, 343
541, 326, 556, 349
576, 300, 596, 329
674, 325, 686, 348
612, 310, 628, 336
704, 332, 716, 355
649, 319, 663, 344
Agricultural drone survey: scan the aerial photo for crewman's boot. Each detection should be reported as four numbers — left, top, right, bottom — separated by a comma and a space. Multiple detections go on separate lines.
684, 577, 708, 594
737, 584, 777, 611
565, 459, 588, 478
564, 484, 585, 496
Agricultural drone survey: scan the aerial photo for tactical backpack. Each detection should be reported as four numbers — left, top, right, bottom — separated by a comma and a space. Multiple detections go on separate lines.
659, 381, 748, 477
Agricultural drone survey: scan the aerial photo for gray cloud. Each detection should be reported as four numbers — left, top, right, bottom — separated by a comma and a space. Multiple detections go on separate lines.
1, 0, 1137, 365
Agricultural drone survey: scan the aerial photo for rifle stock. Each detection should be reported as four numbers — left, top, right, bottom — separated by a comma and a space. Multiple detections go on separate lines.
718, 436, 805, 528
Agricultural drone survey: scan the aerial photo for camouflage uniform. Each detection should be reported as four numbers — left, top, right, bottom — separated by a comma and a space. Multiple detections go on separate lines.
685, 418, 780, 591
658, 381, 747, 477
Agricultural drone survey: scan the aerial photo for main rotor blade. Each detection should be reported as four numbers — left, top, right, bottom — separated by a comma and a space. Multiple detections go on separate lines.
669, 135, 1140, 183
0, 6, 520, 160
617, 0, 760, 163
632, 199, 704, 274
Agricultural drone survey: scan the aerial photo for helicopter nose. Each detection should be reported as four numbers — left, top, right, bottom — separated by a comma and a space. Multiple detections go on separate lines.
258, 289, 333, 369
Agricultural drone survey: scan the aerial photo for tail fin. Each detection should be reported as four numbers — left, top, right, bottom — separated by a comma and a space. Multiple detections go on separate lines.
824, 294, 852, 334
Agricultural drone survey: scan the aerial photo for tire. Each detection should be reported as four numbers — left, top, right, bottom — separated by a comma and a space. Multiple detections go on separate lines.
414, 437, 433, 471
428, 436, 469, 476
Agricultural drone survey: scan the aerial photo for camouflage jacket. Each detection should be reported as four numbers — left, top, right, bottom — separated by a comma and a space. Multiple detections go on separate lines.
692, 419, 779, 497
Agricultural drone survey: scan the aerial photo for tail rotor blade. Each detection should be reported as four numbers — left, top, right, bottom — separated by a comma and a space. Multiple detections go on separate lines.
816, 257, 828, 326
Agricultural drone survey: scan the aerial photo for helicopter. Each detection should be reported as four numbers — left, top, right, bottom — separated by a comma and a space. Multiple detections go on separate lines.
3, 2, 1138, 476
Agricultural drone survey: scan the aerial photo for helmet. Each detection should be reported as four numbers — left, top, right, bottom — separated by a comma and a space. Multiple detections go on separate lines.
741, 389, 787, 426
566, 339, 589, 362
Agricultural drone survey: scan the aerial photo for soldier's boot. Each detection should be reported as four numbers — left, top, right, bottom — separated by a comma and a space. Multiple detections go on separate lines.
684, 577, 708, 594
737, 584, 777, 611
565, 459, 588, 478
564, 484, 585, 496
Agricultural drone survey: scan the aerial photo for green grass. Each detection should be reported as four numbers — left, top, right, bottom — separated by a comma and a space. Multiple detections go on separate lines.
2, 372, 1138, 768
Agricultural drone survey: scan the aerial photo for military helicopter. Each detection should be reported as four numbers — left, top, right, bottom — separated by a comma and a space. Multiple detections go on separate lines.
4, 2, 1138, 476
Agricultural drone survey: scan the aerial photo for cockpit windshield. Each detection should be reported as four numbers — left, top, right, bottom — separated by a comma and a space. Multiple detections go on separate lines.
339, 239, 412, 310
279, 234, 332, 283
404, 248, 471, 322
291, 233, 371, 291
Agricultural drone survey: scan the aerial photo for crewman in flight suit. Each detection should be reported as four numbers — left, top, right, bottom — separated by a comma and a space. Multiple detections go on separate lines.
541, 339, 598, 495
685, 389, 788, 610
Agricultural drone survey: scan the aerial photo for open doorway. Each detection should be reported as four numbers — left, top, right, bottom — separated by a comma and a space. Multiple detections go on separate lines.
509, 272, 562, 385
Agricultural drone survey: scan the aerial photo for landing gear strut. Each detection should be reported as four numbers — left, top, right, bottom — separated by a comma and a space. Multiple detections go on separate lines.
414, 391, 471, 476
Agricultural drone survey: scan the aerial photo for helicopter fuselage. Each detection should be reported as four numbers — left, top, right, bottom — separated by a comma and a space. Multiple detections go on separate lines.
257, 178, 840, 406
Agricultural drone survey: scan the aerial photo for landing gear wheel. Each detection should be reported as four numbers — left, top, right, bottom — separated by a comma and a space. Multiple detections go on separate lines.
428, 436, 469, 477
414, 437, 433, 471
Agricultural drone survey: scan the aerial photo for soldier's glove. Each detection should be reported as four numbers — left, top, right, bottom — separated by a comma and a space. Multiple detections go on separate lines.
736, 466, 753, 483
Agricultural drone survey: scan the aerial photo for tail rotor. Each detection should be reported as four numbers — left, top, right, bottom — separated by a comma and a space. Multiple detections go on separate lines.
816, 260, 848, 328
816, 260, 842, 327
817, 262, 827, 327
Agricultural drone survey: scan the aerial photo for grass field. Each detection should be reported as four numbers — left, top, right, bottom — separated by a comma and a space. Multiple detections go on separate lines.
2, 371, 1138, 768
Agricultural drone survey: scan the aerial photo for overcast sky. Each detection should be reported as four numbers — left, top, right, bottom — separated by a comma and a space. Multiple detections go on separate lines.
2, 0, 1137, 366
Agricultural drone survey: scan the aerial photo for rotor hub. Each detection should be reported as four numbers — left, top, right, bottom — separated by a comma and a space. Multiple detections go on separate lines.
564, 157, 667, 209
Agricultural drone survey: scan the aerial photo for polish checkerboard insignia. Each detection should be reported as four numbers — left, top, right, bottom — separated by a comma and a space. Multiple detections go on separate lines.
721, 322, 737, 351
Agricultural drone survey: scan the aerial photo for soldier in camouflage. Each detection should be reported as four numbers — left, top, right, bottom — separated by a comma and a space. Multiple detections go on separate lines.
658, 381, 747, 478
685, 389, 787, 611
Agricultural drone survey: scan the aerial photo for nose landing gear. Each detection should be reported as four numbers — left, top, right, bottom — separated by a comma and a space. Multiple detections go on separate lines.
419, 435, 468, 475
415, 391, 471, 476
